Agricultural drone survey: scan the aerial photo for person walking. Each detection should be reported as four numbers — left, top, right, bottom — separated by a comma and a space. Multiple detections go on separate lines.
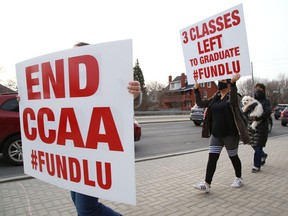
193, 74, 250, 192
246, 83, 272, 173
18, 42, 142, 216
69, 42, 142, 216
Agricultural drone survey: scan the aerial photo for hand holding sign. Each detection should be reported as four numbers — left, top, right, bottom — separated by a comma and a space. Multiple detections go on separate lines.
128, 81, 141, 98
231, 73, 241, 83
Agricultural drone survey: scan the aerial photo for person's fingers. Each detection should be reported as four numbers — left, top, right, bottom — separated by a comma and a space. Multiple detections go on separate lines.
128, 81, 141, 91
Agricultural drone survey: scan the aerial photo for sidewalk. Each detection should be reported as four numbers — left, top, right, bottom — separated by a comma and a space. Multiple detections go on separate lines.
1, 135, 288, 216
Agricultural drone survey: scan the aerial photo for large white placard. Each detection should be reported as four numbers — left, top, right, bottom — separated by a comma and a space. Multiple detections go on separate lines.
16, 39, 136, 205
180, 4, 251, 84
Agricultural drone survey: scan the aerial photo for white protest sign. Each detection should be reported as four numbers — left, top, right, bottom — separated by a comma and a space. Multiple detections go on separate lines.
16, 39, 136, 205
180, 4, 251, 84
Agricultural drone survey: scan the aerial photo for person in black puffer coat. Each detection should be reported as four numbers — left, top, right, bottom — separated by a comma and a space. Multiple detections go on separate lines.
247, 83, 272, 173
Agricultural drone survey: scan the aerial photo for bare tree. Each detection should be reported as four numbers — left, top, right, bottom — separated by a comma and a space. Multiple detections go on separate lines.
237, 74, 288, 107
237, 77, 254, 96
0, 66, 17, 91
6, 79, 18, 91
269, 74, 288, 106
237, 77, 268, 96
146, 81, 166, 95
144, 81, 166, 111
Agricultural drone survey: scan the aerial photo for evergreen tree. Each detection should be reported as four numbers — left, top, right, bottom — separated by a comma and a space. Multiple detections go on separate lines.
133, 59, 145, 91
133, 59, 148, 110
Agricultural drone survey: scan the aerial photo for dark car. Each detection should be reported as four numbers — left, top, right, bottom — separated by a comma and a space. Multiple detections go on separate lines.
0, 93, 22, 165
134, 118, 142, 141
280, 107, 288, 126
190, 105, 205, 126
273, 104, 288, 120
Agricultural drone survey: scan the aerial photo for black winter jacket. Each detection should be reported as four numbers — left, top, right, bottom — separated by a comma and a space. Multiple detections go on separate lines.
248, 97, 272, 147
194, 83, 250, 144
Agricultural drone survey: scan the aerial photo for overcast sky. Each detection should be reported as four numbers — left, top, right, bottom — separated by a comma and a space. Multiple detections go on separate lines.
1, 0, 287, 85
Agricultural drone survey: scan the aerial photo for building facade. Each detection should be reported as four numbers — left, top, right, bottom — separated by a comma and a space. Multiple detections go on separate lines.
161, 73, 218, 110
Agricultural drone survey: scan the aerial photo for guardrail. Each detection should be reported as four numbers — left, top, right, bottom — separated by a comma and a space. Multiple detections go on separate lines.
135, 110, 190, 116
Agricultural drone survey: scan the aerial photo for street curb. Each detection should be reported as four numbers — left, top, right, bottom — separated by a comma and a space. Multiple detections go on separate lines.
135, 148, 208, 162
0, 175, 33, 183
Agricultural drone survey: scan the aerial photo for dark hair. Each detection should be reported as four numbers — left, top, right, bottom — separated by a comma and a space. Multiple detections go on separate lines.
255, 83, 266, 92
74, 42, 90, 47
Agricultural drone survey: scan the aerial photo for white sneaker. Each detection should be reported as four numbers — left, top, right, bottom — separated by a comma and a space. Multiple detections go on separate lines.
231, 177, 243, 188
252, 166, 260, 173
193, 182, 210, 192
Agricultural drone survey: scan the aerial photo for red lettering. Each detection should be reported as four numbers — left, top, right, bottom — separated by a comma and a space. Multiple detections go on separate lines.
223, 12, 232, 28
42, 60, 65, 99
83, 160, 96, 186
38, 150, 45, 172
23, 108, 37, 140
69, 55, 99, 98
96, 161, 112, 190
201, 23, 210, 37
189, 27, 197, 41
185, 9, 241, 42
208, 19, 216, 34
25, 55, 99, 101
26, 65, 41, 100
38, 108, 56, 144
46, 152, 56, 176
56, 155, 68, 180
31, 150, 113, 189
231, 9, 241, 26
197, 34, 223, 54
23, 107, 122, 152
86, 107, 123, 151
69, 157, 81, 182
182, 31, 189, 44
57, 108, 84, 147
216, 16, 224, 31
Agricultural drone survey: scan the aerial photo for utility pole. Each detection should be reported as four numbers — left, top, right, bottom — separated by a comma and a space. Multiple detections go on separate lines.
251, 62, 254, 94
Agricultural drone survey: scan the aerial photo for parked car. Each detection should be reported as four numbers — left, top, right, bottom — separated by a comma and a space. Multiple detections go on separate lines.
0, 93, 22, 165
280, 107, 288, 126
134, 118, 142, 141
273, 104, 288, 120
190, 105, 205, 126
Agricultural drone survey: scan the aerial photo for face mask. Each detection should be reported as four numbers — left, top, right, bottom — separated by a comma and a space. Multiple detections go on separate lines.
218, 82, 228, 90
254, 90, 265, 99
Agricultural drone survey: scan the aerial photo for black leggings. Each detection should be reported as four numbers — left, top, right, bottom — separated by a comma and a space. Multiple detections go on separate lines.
205, 153, 242, 184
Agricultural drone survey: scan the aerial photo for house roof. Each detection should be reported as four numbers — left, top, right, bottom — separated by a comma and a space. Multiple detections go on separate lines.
166, 75, 216, 92
171, 76, 182, 82
0, 84, 16, 94
167, 75, 194, 92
